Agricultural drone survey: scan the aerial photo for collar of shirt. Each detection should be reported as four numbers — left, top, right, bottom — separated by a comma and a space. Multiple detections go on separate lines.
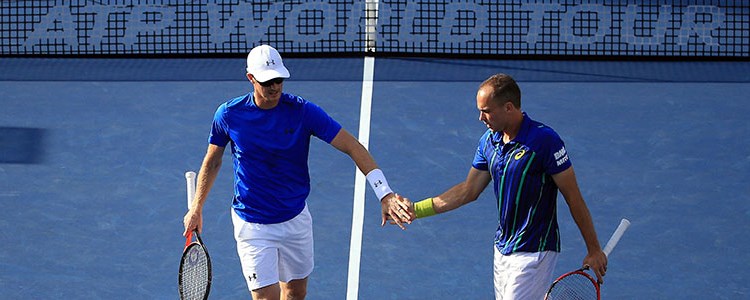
491, 112, 532, 147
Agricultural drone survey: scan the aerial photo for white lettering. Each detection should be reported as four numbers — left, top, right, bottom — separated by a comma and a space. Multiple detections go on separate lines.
125, 6, 176, 52
678, 6, 724, 46
559, 4, 610, 45
208, 2, 286, 49
285, 2, 338, 44
439, 1, 488, 44
9, 1, 736, 55
22, 6, 77, 51
622, 5, 671, 46
380, 1, 429, 44
522, 3, 561, 45
554, 147, 567, 160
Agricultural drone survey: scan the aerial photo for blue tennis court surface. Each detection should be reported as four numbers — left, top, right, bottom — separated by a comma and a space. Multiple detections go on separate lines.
1, 58, 748, 299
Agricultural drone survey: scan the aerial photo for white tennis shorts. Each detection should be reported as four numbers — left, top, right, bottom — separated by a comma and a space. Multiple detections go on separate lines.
493, 247, 558, 300
231, 205, 314, 291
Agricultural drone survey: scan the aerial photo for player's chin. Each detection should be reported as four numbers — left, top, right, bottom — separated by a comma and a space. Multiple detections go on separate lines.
266, 91, 282, 101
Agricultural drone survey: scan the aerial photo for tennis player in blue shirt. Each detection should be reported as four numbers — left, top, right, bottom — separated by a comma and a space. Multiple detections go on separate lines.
182, 45, 412, 300
405, 73, 608, 299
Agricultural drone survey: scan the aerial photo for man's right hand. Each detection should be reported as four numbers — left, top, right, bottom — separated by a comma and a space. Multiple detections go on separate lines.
183, 208, 203, 237
381, 193, 415, 229
380, 193, 414, 229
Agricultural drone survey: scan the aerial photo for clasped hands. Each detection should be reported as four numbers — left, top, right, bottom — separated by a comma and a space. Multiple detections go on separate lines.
380, 193, 416, 230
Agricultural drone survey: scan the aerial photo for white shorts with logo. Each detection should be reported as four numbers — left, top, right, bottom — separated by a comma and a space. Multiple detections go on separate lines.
493, 247, 558, 300
231, 205, 314, 291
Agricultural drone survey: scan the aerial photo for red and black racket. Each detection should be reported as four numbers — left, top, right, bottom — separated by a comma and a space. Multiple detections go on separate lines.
179, 229, 211, 300
179, 171, 211, 300
545, 218, 631, 300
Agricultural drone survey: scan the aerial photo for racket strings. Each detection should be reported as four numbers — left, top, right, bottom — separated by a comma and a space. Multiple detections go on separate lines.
180, 245, 210, 300
547, 273, 598, 300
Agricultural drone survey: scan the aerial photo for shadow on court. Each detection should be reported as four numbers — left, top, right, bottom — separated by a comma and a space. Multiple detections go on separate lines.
0, 127, 46, 164
0, 58, 748, 299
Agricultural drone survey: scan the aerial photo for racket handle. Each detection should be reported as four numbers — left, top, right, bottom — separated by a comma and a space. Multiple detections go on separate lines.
185, 171, 197, 209
184, 230, 200, 248
603, 218, 630, 257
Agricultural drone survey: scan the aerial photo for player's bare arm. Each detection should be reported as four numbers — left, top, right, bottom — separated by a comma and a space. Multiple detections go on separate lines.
408, 167, 491, 218
432, 167, 491, 213
183, 144, 224, 237
551, 166, 608, 283
329, 128, 411, 229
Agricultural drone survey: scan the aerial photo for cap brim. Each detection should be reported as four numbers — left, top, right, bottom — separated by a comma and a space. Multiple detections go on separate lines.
251, 67, 290, 82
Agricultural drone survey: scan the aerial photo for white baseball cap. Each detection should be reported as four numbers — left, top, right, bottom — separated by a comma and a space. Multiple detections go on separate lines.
246, 44, 290, 82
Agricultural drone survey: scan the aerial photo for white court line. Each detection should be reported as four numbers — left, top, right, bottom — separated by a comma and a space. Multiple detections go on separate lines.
347, 1, 378, 298
346, 55, 375, 300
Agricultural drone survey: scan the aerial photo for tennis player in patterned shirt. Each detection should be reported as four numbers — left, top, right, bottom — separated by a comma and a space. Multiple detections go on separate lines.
404, 73, 608, 299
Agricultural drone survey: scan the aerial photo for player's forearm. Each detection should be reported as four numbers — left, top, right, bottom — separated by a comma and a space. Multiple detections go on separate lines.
414, 168, 489, 218
568, 201, 602, 253
349, 145, 379, 176
413, 182, 474, 219
331, 130, 399, 202
192, 147, 223, 211
193, 167, 219, 211
554, 167, 602, 252
433, 168, 489, 213
432, 182, 476, 213
332, 129, 379, 175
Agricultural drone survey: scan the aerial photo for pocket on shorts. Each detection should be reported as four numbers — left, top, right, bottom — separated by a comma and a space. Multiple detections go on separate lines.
232, 208, 263, 240
284, 204, 312, 239
509, 252, 545, 271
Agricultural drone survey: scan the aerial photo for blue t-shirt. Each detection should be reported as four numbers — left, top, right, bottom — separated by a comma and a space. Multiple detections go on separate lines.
472, 113, 572, 254
209, 93, 342, 224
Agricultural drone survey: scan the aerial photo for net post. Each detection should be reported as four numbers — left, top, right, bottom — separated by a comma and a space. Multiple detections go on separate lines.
364, 0, 379, 53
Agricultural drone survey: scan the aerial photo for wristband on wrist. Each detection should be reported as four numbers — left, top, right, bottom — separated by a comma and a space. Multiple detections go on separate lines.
414, 198, 436, 219
365, 169, 394, 201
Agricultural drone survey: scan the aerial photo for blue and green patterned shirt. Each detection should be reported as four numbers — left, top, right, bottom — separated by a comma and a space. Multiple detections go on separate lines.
472, 113, 572, 255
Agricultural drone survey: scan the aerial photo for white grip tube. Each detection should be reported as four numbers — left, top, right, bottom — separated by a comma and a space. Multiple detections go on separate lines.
185, 171, 197, 209
603, 218, 631, 257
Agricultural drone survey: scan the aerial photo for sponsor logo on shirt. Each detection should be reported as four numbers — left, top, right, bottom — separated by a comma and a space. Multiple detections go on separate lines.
554, 146, 569, 166
514, 149, 526, 160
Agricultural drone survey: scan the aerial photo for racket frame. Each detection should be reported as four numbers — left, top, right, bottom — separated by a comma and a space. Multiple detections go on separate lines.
180, 171, 211, 300
544, 267, 600, 300
179, 229, 212, 300
544, 218, 631, 300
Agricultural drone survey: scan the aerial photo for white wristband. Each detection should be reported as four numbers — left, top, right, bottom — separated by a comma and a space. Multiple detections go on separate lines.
365, 169, 393, 201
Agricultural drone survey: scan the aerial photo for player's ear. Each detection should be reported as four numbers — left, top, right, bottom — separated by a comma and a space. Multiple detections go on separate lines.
246, 73, 254, 83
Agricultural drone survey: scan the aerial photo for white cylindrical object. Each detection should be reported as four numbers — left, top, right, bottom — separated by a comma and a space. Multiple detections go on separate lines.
185, 171, 197, 208
603, 218, 631, 257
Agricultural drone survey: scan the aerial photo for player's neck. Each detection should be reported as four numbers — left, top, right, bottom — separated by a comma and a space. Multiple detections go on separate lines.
502, 130, 517, 143
501, 112, 524, 143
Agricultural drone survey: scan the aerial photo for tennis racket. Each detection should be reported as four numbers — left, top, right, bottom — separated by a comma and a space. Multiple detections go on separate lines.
544, 218, 631, 300
179, 171, 212, 300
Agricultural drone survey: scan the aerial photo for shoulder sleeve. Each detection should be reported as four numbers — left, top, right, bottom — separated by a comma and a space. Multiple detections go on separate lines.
303, 99, 342, 144
471, 130, 492, 171
208, 103, 230, 147
540, 128, 571, 175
